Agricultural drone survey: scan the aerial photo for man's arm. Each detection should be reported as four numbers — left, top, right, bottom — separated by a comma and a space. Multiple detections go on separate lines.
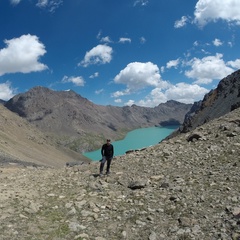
101, 145, 104, 156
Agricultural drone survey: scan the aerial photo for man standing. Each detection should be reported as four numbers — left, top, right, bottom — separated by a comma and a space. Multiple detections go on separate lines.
100, 139, 114, 176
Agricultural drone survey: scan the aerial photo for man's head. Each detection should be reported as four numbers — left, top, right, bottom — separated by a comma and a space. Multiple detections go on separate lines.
107, 139, 111, 145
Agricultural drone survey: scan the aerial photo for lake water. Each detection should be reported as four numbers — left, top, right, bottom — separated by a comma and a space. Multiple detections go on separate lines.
83, 125, 179, 161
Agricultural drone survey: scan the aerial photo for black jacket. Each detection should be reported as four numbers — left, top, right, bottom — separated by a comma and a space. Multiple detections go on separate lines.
101, 143, 114, 158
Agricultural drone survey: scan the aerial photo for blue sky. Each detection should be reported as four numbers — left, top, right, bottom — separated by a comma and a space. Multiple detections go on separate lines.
0, 0, 240, 107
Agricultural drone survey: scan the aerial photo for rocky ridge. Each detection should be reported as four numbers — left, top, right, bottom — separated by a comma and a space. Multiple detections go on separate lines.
181, 69, 240, 133
0, 107, 239, 240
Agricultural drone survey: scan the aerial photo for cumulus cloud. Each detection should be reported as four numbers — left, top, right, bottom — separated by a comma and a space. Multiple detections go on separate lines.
166, 59, 180, 69
111, 61, 214, 107
0, 81, 16, 100
112, 57, 234, 107
79, 44, 113, 67
213, 38, 223, 47
114, 98, 122, 104
89, 72, 99, 79
114, 62, 165, 92
185, 53, 237, 84
138, 88, 168, 107
0, 34, 47, 76
111, 89, 131, 98
227, 59, 240, 69
164, 83, 209, 103
62, 76, 85, 86
133, 83, 209, 107
174, 16, 190, 28
100, 36, 112, 43
125, 99, 135, 106
194, 0, 240, 27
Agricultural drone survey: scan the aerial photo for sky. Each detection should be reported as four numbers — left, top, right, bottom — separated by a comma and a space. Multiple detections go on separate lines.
0, 0, 240, 107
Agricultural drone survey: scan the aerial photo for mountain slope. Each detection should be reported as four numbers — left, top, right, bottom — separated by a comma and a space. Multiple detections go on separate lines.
5, 86, 192, 152
0, 106, 239, 239
181, 69, 240, 133
0, 104, 90, 168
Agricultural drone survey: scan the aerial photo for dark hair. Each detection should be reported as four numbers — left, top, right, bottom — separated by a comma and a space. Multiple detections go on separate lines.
107, 139, 111, 142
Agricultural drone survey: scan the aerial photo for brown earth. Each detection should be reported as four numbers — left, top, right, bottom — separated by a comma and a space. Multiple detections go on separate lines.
0, 104, 90, 168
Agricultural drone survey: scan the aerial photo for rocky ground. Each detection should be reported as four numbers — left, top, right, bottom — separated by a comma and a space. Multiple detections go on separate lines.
0, 108, 239, 240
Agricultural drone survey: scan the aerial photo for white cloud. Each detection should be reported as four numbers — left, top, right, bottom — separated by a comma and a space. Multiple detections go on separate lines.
89, 72, 99, 79
114, 98, 122, 104
213, 38, 223, 46
164, 83, 209, 104
166, 59, 180, 69
125, 99, 135, 106
114, 62, 164, 91
0, 81, 16, 101
36, 0, 48, 7
160, 66, 165, 73
138, 88, 168, 107
134, 82, 209, 107
10, 0, 21, 5
79, 44, 113, 67
174, 16, 190, 28
36, 0, 62, 12
227, 59, 240, 69
100, 36, 112, 43
194, 0, 240, 27
185, 53, 235, 84
119, 38, 131, 44
228, 41, 233, 47
97, 30, 102, 39
193, 41, 199, 47
95, 89, 104, 95
111, 89, 131, 98
62, 76, 85, 87
133, 0, 149, 7
9, 0, 62, 12
140, 37, 146, 44
0, 34, 47, 76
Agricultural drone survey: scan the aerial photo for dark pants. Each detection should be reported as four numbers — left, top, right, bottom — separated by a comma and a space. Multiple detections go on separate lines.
100, 156, 112, 174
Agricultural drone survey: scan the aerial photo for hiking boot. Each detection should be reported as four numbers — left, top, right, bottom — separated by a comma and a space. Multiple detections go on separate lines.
99, 172, 103, 177
106, 171, 110, 175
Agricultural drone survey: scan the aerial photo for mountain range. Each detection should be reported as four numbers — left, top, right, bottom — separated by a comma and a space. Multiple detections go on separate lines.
1, 89, 240, 240
3, 87, 191, 154
0, 69, 240, 168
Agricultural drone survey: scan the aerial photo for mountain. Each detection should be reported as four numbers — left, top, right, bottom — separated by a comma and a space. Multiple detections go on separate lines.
0, 105, 239, 240
4, 86, 192, 152
0, 99, 5, 104
181, 69, 240, 133
0, 104, 90, 168
0, 73, 239, 239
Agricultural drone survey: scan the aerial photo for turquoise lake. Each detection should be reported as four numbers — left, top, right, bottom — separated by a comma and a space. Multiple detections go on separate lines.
83, 125, 179, 161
